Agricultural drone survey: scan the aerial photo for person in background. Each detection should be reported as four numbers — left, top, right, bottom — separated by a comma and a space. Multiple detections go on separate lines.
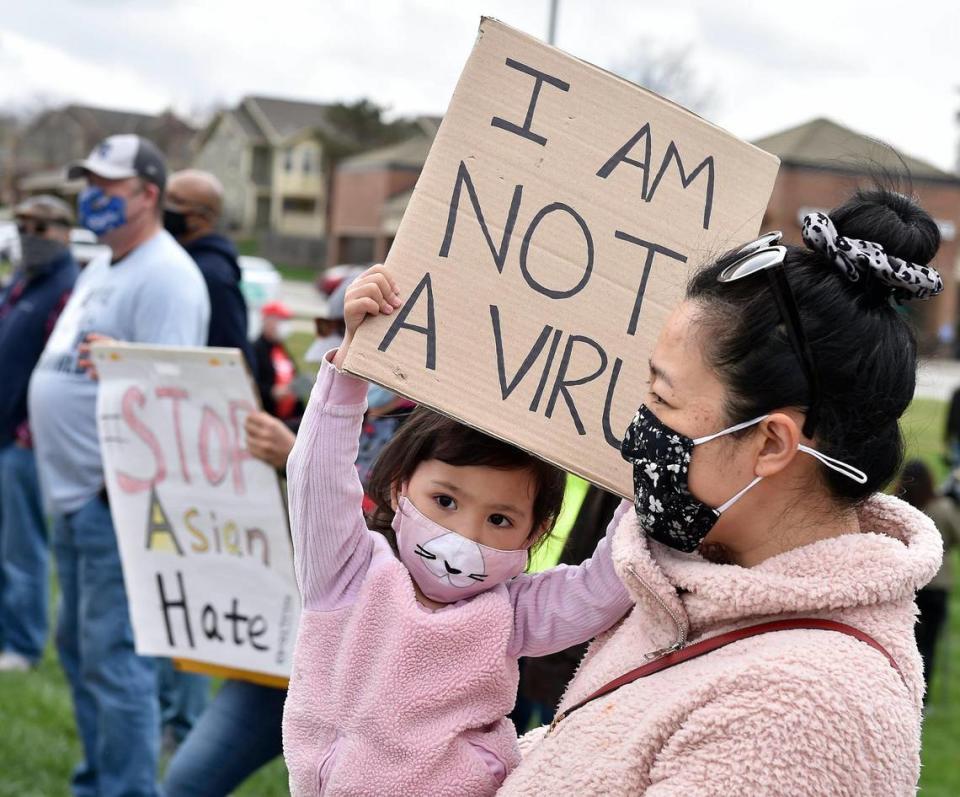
157, 168, 256, 752
0, 196, 79, 672
944, 386, 960, 466
253, 301, 304, 426
896, 459, 959, 700
163, 169, 254, 369
510, 477, 620, 730
28, 135, 210, 797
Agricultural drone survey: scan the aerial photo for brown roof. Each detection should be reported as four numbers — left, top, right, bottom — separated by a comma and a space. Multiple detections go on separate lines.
65, 104, 158, 136
339, 132, 435, 171
753, 117, 954, 181
245, 95, 339, 141
232, 104, 266, 140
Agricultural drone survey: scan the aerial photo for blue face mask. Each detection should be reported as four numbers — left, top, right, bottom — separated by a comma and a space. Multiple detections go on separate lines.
78, 186, 128, 237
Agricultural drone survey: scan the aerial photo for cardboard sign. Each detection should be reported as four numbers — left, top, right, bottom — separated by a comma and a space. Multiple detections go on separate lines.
345, 18, 780, 498
94, 344, 299, 679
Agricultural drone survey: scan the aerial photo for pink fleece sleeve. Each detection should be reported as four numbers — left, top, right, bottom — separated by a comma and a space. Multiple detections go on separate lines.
506, 500, 634, 658
286, 352, 374, 611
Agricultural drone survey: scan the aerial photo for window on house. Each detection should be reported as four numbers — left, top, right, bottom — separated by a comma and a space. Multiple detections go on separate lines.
251, 146, 271, 185
284, 148, 294, 173
282, 197, 317, 214
302, 149, 314, 175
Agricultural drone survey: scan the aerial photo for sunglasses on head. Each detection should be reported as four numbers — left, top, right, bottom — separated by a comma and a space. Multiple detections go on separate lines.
717, 232, 821, 439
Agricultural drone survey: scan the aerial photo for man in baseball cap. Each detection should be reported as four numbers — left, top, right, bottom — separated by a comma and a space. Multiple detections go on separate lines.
29, 134, 210, 795
68, 134, 167, 262
68, 133, 167, 188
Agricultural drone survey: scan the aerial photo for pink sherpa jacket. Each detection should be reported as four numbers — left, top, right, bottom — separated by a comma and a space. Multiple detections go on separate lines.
282, 357, 632, 797
498, 494, 942, 796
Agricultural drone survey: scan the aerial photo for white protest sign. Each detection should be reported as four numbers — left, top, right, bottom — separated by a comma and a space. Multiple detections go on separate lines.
95, 344, 298, 679
345, 18, 780, 498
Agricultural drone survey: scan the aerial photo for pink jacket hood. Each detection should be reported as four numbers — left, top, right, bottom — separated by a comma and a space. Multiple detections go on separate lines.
500, 494, 943, 796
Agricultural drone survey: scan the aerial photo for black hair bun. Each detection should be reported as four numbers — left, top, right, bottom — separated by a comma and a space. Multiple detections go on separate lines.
829, 187, 940, 267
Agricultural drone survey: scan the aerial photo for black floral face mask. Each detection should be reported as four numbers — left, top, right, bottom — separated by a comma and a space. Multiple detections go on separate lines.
620, 405, 868, 553
620, 406, 765, 553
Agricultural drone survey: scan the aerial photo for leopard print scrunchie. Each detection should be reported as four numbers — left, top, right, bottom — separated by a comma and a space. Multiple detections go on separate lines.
800, 211, 943, 301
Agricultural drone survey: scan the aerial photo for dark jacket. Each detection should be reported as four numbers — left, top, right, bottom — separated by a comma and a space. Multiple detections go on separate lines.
0, 250, 79, 446
184, 233, 255, 369
519, 486, 622, 709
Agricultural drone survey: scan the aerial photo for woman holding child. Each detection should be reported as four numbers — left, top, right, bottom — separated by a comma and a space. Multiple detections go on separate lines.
283, 187, 943, 796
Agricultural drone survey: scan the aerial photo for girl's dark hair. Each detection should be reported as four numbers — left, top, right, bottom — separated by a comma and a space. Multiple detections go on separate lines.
896, 459, 935, 510
367, 407, 566, 547
687, 186, 941, 504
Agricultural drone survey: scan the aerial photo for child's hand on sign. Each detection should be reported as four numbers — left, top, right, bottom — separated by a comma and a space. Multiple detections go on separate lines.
333, 264, 401, 371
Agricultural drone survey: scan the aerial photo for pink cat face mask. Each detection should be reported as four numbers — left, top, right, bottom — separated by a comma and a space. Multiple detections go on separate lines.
392, 497, 528, 603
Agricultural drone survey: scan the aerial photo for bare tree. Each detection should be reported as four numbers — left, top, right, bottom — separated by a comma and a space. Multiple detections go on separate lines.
611, 40, 717, 116
183, 98, 228, 130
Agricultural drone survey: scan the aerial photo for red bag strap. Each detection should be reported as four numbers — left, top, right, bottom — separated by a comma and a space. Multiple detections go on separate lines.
549, 618, 904, 732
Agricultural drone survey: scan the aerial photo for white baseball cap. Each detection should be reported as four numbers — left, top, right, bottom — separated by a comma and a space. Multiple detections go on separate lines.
67, 134, 167, 189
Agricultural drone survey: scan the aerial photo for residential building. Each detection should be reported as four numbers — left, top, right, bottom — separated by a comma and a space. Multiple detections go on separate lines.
754, 117, 960, 352
328, 117, 440, 266
12, 104, 194, 198
193, 95, 352, 265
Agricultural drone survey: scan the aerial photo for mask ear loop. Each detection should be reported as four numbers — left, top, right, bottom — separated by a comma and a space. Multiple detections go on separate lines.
797, 445, 868, 484
714, 476, 763, 515
692, 415, 768, 446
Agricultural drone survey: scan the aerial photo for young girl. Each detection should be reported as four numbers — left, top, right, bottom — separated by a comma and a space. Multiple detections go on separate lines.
281, 266, 633, 796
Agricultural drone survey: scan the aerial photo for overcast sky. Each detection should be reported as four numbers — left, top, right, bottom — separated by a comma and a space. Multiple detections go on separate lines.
1, 0, 957, 171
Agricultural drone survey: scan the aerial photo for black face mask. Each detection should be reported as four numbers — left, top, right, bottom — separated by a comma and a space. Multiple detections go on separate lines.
163, 208, 189, 239
620, 405, 766, 552
20, 235, 69, 276
620, 405, 868, 553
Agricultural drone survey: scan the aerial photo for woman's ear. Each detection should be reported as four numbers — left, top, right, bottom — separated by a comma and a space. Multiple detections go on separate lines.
754, 411, 802, 478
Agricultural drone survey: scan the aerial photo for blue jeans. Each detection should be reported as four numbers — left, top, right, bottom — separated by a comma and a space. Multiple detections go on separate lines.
162, 679, 286, 797
0, 443, 49, 660
53, 494, 159, 797
157, 659, 211, 745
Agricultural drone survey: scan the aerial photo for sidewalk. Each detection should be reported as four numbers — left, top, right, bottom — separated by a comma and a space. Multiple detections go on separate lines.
916, 359, 960, 401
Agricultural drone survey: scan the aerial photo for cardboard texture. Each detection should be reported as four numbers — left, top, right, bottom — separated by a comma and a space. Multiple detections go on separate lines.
345, 18, 780, 498
94, 344, 299, 678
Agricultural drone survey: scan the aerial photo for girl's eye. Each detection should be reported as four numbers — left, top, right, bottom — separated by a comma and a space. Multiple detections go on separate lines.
434, 494, 456, 510
489, 513, 513, 528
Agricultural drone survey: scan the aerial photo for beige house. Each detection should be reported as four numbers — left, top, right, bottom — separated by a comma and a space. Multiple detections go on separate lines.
193, 96, 352, 263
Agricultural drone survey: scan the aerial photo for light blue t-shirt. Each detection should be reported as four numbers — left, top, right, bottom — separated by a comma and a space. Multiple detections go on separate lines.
29, 229, 210, 515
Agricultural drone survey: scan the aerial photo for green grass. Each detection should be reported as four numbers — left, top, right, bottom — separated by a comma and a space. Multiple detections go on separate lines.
902, 399, 960, 797
0, 397, 956, 794
235, 237, 319, 284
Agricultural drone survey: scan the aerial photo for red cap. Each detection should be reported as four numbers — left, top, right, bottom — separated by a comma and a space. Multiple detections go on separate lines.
261, 300, 293, 319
